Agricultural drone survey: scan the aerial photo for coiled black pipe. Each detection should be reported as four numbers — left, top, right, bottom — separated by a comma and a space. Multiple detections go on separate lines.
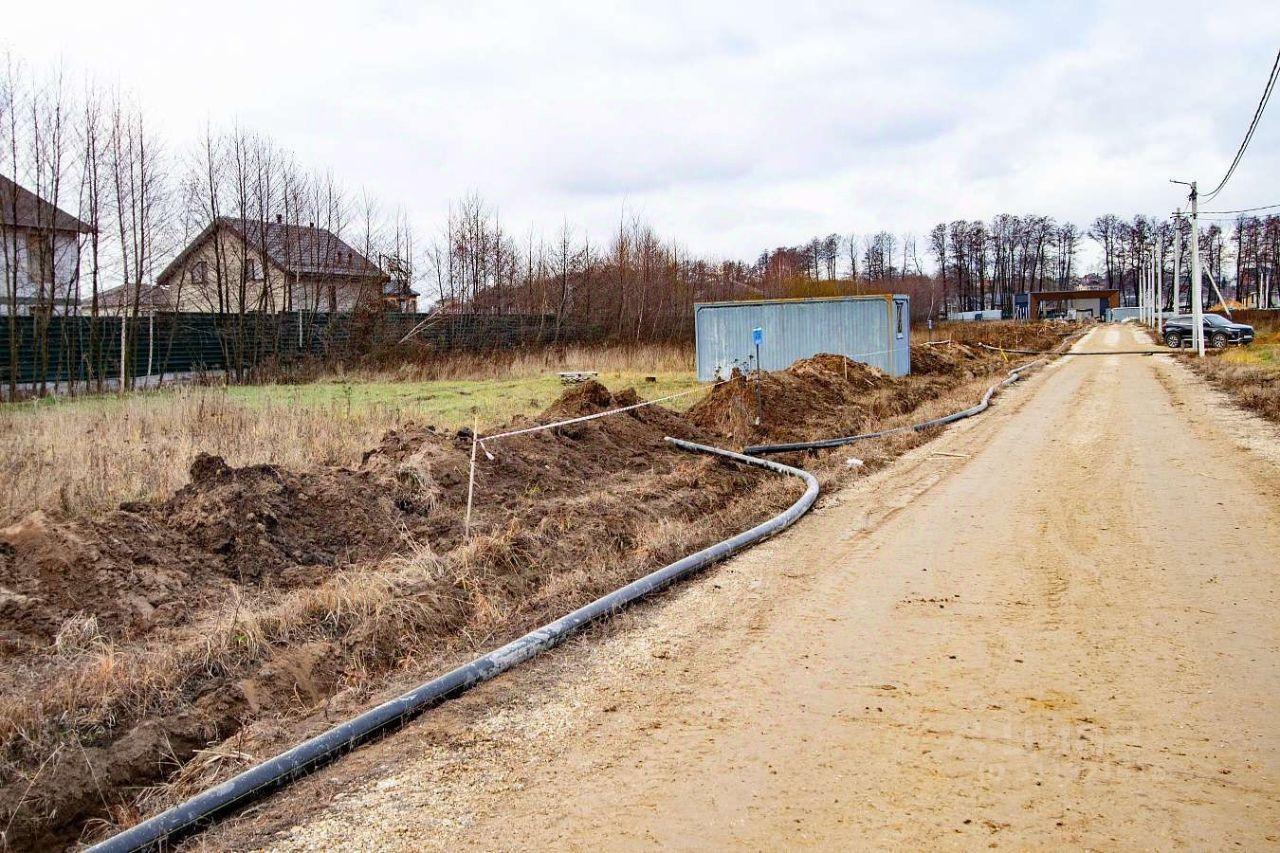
89, 438, 819, 853
743, 358, 1044, 457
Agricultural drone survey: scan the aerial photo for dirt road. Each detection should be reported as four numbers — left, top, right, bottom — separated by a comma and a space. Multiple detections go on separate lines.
255, 324, 1280, 851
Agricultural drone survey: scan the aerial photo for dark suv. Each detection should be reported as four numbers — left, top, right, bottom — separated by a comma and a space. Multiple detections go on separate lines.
1163, 314, 1255, 349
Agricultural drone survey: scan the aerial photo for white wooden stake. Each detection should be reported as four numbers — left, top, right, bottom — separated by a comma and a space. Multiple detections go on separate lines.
465, 414, 479, 538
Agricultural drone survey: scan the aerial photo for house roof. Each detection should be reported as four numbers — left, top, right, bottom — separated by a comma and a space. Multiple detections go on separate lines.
95, 282, 175, 310
383, 279, 418, 298
0, 175, 94, 234
157, 216, 388, 285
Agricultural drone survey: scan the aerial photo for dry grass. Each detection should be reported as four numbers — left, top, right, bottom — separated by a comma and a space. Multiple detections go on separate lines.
0, 391, 408, 525
1189, 310, 1280, 424
1191, 359, 1280, 423
0, 342, 696, 525
0, 555, 445, 755
0, 552, 466, 850
356, 341, 694, 382
925, 319, 1079, 351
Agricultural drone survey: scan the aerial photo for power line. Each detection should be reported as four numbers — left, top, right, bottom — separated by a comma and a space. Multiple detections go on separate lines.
1197, 215, 1276, 224
1198, 201, 1280, 215
1203, 48, 1280, 201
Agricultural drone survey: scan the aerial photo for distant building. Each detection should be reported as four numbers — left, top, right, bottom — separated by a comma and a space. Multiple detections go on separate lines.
0, 175, 95, 316
1016, 289, 1118, 321
155, 216, 390, 313
94, 282, 176, 316
380, 254, 418, 312
382, 280, 418, 313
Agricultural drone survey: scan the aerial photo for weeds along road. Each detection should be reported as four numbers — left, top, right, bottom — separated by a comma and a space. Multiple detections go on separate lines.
249, 324, 1280, 851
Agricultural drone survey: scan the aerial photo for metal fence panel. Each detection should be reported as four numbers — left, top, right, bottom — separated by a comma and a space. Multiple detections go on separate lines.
1, 312, 600, 388
1106, 307, 1142, 322
694, 296, 910, 382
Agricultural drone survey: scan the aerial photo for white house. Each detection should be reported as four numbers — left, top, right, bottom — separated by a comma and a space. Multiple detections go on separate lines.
0, 175, 94, 316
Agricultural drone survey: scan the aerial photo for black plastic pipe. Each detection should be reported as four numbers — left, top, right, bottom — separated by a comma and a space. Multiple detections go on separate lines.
743, 359, 1044, 457
88, 438, 819, 853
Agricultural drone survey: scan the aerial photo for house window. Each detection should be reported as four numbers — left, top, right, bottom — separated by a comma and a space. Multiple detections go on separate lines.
25, 233, 54, 284
895, 300, 905, 339
246, 259, 260, 281
191, 261, 208, 284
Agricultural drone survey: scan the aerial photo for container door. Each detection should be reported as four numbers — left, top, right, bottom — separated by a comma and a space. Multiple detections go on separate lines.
893, 298, 910, 375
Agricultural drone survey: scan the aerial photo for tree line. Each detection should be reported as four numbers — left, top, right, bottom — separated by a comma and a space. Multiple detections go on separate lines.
429, 204, 1279, 341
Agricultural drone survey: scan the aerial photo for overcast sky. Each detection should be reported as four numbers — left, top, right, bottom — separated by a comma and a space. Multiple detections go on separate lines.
5, 1, 1279, 269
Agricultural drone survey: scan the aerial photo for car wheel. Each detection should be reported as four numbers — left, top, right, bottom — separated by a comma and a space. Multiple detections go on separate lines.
1165, 332, 1181, 349
1211, 332, 1229, 349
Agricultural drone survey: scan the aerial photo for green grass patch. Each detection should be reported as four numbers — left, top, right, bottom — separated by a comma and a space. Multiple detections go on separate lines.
3, 370, 703, 432
224, 370, 703, 429
1219, 333, 1280, 369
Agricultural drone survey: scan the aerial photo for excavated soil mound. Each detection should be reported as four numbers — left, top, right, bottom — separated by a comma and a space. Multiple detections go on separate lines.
365, 380, 702, 516
947, 320, 1072, 353
909, 342, 983, 377
687, 354, 902, 443
0, 456, 417, 651
160, 455, 409, 579
911, 322, 1076, 378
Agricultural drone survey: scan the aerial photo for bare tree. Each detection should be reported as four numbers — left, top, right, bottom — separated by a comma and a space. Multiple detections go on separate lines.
1089, 214, 1121, 290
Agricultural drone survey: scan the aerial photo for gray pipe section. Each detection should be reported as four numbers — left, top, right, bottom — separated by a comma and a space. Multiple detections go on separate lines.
89, 438, 819, 853
744, 359, 1044, 457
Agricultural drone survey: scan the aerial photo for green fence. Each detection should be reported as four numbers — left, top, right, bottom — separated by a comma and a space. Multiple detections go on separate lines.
1, 311, 596, 387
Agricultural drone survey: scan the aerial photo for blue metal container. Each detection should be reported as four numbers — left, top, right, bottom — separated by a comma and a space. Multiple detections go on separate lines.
694, 295, 910, 381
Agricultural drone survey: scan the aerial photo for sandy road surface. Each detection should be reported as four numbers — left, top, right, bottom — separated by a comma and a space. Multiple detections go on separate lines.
251, 324, 1280, 851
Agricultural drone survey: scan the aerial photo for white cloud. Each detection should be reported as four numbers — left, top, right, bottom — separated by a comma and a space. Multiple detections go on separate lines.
4, 0, 1278, 267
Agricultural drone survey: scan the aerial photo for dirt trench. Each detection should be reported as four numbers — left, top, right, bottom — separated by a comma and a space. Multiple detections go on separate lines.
0, 332, 1067, 851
